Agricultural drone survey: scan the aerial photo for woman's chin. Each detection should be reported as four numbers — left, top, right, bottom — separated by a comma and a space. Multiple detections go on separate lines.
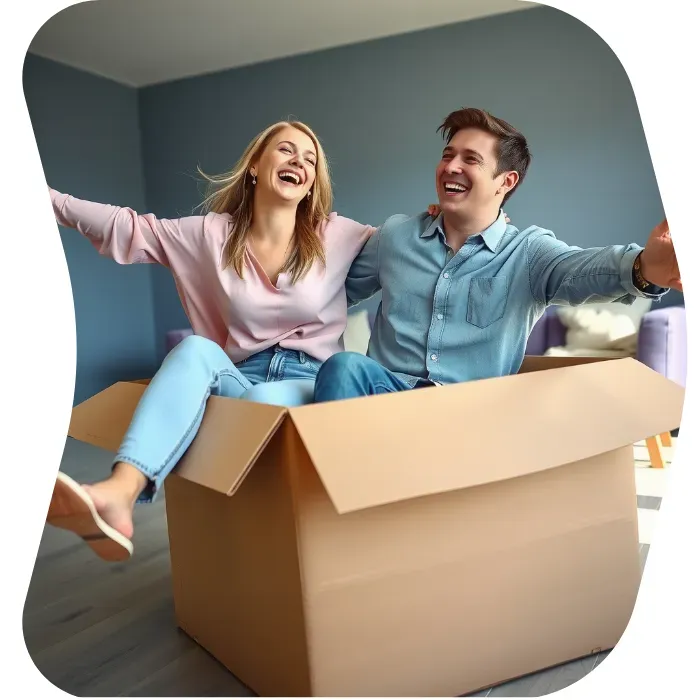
263, 187, 304, 205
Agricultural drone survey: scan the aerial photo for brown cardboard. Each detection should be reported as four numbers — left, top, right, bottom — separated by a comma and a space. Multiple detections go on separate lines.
67, 356, 684, 696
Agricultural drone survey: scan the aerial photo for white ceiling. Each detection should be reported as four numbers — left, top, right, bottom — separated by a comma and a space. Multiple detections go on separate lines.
28, 0, 536, 88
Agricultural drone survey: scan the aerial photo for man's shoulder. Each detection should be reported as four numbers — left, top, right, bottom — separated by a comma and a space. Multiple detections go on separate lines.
509, 223, 555, 238
506, 223, 558, 247
378, 211, 433, 236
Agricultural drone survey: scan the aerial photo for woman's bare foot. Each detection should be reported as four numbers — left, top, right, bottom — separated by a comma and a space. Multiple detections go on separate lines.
81, 462, 148, 541
47, 463, 147, 562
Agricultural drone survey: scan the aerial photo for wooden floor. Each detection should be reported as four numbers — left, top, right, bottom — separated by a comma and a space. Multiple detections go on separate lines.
24, 438, 647, 697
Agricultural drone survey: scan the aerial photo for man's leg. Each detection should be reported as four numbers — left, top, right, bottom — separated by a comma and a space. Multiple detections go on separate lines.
313, 352, 412, 402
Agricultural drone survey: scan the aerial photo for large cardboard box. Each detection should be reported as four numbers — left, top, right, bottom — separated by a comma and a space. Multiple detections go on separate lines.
68, 356, 684, 696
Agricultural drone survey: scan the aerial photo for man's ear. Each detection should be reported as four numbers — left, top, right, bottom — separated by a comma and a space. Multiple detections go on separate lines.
496, 171, 519, 197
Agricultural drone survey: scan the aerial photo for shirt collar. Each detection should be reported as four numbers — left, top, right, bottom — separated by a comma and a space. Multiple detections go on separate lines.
421, 210, 507, 253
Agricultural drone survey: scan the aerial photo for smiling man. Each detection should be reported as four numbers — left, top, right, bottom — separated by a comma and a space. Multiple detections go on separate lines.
313, 107, 681, 401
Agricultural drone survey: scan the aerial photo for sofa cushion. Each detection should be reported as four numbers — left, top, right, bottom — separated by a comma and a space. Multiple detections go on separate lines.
552, 297, 652, 355
343, 310, 372, 355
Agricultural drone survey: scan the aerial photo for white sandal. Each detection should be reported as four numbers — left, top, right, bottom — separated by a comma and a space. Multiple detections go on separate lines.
47, 472, 134, 562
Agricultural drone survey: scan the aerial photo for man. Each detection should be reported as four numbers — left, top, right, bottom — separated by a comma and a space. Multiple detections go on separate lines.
313, 107, 681, 401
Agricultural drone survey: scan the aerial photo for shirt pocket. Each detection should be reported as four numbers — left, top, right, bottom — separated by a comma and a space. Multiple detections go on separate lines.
466, 277, 509, 329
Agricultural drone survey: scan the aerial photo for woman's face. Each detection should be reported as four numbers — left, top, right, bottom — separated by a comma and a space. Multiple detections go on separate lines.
251, 126, 317, 205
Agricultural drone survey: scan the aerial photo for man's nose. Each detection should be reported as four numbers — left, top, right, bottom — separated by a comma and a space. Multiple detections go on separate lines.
445, 157, 462, 173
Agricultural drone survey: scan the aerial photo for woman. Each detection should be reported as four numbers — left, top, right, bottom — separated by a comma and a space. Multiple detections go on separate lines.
47, 120, 378, 562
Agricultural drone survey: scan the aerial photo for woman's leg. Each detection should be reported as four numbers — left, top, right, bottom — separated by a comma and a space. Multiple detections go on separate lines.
47, 336, 256, 558
240, 348, 320, 406
242, 379, 316, 407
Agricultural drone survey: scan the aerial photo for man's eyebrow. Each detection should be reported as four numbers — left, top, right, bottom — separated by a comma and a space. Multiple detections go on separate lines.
442, 146, 484, 162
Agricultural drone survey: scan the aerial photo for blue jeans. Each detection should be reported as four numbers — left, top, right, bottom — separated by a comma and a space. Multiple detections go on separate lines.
313, 351, 432, 402
115, 335, 320, 502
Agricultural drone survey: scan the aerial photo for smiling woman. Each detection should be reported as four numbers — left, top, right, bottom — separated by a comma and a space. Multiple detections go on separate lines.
44, 119, 378, 562
198, 121, 332, 285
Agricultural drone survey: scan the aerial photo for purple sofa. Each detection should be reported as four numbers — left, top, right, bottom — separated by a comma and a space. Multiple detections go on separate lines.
166, 329, 197, 353
525, 305, 687, 387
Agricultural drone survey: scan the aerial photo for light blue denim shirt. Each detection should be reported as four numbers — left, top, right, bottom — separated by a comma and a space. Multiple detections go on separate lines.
346, 211, 667, 386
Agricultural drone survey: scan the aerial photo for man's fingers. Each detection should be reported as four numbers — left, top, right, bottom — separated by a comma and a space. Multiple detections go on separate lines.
653, 218, 669, 237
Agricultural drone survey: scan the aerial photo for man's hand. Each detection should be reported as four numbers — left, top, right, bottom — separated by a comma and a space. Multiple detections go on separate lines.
639, 219, 682, 291
427, 204, 510, 223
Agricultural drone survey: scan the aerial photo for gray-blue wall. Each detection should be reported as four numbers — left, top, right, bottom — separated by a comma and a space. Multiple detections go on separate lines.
24, 6, 681, 396
138, 5, 680, 346
23, 54, 158, 403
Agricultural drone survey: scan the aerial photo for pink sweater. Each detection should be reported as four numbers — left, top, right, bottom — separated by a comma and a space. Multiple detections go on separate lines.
50, 189, 376, 363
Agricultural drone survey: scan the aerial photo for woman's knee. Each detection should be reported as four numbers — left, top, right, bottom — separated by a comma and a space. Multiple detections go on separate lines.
173, 334, 218, 354
242, 379, 316, 407
168, 334, 229, 367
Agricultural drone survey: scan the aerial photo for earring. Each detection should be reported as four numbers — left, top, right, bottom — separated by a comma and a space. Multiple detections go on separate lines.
251, 172, 256, 185
307, 190, 311, 199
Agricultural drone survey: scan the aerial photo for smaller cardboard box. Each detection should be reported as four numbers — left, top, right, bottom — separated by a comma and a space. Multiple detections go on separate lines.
68, 356, 684, 696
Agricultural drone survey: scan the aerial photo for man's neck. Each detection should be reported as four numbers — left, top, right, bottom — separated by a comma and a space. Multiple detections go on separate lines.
442, 209, 501, 252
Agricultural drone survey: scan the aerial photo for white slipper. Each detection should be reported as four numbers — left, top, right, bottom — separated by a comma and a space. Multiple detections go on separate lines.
47, 472, 134, 562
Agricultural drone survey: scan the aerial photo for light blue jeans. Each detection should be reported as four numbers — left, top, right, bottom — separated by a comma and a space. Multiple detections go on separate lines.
115, 335, 319, 502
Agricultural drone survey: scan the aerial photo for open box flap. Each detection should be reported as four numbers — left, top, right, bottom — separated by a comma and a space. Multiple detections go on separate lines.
68, 381, 287, 495
288, 358, 684, 515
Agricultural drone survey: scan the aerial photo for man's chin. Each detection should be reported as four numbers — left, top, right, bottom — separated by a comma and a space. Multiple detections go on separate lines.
437, 198, 464, 214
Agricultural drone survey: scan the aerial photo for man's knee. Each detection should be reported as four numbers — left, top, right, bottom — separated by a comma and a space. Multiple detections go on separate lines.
315, 352, 376, 401
318, 351, 370, 378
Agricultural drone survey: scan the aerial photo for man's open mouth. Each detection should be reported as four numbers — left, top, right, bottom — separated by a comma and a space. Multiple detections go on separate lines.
443, 181, 469, 196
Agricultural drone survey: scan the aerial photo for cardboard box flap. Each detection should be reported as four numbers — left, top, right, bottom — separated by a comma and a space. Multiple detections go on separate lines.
289, 358, 684, 515
172, 395, 287, 495
69, 381, 288, 495
69, 381, 147, 452
518, 355, 612, 372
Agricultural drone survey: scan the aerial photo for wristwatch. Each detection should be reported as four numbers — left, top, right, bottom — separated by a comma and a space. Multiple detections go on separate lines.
632, 253, 650, 290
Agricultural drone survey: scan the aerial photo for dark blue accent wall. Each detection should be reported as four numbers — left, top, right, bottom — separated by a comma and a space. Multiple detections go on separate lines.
138, 6, 680, 338
23, 54, 159, 403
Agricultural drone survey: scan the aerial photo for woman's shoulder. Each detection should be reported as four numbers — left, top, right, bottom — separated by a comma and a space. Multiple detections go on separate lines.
194, 210, 233, 238
321, 212, 377, 239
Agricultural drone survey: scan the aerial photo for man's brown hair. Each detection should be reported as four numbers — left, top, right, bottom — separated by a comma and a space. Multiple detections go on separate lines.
437, 107, 531, 203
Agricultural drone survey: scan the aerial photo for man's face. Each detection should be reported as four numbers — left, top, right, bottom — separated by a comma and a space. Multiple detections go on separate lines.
435, 128, 511, 219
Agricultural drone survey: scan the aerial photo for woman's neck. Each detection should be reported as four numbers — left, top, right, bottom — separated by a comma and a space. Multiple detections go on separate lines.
249, 191, 297, 245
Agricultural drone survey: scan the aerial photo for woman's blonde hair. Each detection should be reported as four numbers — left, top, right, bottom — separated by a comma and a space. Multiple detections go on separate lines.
198, 121, 332, 283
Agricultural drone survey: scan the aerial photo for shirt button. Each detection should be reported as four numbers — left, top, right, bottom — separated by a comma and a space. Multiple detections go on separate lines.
437, 314, 444, 320
443, 273, 450, 279
431, 354, 438, 361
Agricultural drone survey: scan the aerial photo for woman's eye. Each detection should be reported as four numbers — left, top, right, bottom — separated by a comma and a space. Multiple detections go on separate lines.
306, 159, 316, 166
